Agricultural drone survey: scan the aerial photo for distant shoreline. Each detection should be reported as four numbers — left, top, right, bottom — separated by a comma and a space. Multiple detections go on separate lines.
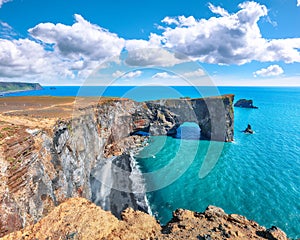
0, 82, 43, 96
0, 89, 41, 96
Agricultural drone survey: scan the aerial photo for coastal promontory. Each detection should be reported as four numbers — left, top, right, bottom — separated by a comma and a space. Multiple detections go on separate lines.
0, 95, 288, 239
0, 82, 43, 95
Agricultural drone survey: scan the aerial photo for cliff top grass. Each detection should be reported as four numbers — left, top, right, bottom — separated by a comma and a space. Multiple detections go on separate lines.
0, 96, 124, 118
0, 96, 124, 130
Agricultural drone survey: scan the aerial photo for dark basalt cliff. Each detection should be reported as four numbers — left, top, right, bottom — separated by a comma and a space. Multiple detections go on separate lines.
0, 95, 234, 237
142, 95, 234, 142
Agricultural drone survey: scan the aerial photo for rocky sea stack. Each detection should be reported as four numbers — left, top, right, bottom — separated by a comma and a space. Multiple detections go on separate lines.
234, 99, 258, 109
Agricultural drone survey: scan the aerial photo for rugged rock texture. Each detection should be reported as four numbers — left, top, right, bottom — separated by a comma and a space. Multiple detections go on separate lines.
134, 95, 234, 142
161, 206, 287, 240
234, 99, 258, 109
1, 198, 160, 240
0, 95, 234, 237
2, 198, 288, 240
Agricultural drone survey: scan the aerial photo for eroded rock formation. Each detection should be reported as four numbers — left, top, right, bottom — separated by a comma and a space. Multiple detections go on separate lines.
2, 198, 288, 240
133, 95, 234, 142
0, 95, 234, 237
234, 99, 258, 109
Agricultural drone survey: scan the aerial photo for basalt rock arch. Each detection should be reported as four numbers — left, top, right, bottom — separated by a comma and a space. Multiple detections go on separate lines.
131, 95, 234, 142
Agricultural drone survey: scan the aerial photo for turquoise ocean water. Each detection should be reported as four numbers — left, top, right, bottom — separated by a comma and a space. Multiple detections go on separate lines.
5, 86, 300, 238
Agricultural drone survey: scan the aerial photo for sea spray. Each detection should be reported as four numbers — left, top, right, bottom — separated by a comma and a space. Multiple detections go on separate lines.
127, 135, 153, 215
90, 136, 152, 217
129, 152, 153, 216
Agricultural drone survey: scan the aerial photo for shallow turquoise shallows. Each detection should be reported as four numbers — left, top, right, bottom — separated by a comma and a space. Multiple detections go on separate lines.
6, 86, 300, 238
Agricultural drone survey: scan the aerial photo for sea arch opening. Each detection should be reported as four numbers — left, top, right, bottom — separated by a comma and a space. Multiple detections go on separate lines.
175, 122, 201, 140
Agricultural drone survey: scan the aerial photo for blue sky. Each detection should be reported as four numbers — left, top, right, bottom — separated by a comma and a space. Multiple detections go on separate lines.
0, 0, 300, 86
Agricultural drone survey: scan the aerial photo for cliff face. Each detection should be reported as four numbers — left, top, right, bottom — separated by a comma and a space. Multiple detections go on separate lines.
142, 95, 234, 142
2, 198, 288, 240
0, 95, 234, 237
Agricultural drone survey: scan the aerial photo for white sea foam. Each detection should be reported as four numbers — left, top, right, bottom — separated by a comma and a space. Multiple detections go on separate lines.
129, 152, 153, 215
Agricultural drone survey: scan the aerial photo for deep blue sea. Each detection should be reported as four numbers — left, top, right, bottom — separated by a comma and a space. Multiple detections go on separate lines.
5, 86, 300, 238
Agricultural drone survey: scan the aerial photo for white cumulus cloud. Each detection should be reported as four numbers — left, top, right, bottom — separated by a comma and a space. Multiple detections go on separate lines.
161, 16, 179, 26
152, 72, 178, 79
125, 37, 184, 67
151, 71, 201, 85
112, 70, 142, 79
112, 70, 124, 78
298, 0, 300, 7
159, 2, 300, 65
0, 39, 51, 77
0, 14, 127, 83
29, 14, 125, 61
253, 65, 284, 77
123, 70, 142, 78
151, 69, 206, 82
0, 38, 75, 82
183, 69, 206, 78
161, 16, 196, 27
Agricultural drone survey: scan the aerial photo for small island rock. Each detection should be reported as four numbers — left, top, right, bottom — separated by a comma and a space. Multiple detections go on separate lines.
234, 99, 258, 109
244, 124, 254, 134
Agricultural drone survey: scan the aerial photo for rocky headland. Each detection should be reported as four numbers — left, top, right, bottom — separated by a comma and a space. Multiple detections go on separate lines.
0, 82, 42, 95
0, 95, 288, 239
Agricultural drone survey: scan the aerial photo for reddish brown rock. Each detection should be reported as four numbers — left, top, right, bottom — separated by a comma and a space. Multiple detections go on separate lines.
1, 199, 288, 240
0, 195, 23, 237
1, 198, 160, 240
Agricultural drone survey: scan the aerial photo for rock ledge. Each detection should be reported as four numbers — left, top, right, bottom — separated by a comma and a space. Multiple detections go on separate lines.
2, 198, 288, 240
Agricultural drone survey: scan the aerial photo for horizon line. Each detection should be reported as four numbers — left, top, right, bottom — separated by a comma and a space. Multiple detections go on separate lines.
40, 84, 300, 87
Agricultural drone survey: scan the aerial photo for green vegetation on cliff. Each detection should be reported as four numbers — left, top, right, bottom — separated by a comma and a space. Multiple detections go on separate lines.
0, 82, 43, 94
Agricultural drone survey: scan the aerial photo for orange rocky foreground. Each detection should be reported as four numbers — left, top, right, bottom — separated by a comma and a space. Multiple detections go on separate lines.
1, 197, 287, 240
